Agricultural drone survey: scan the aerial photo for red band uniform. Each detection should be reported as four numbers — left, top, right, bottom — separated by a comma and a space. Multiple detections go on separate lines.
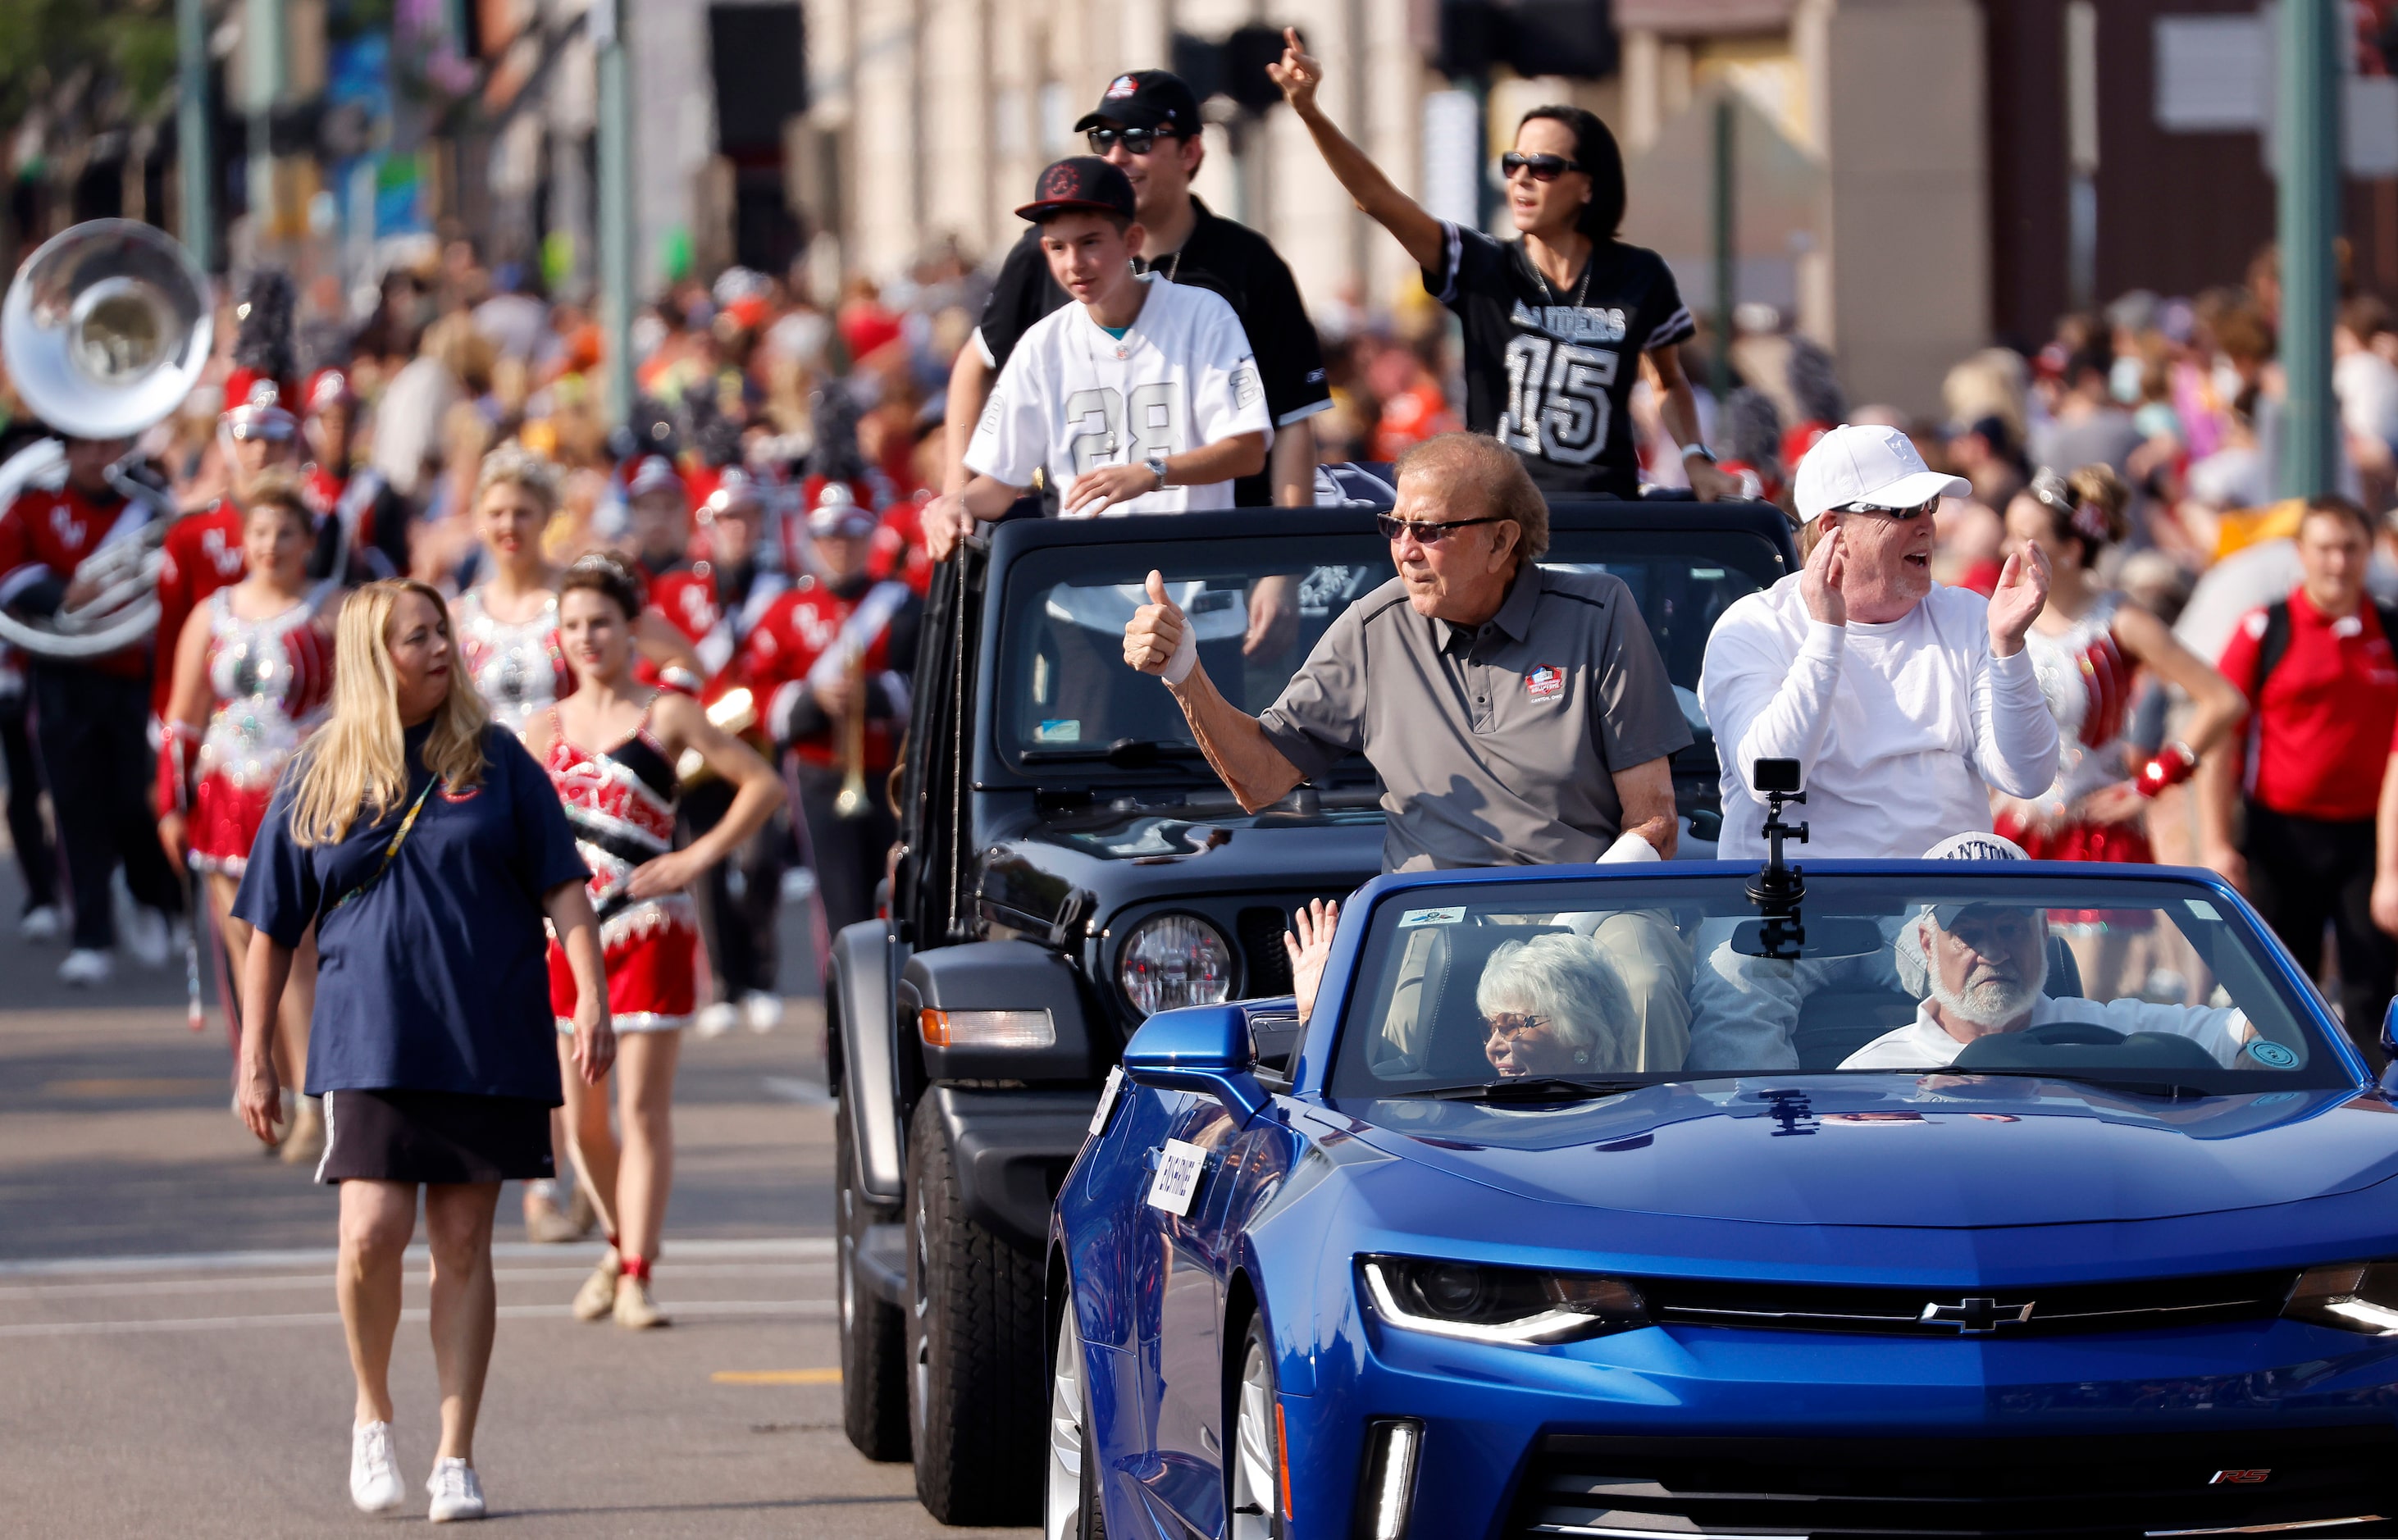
160, 588, 335, 875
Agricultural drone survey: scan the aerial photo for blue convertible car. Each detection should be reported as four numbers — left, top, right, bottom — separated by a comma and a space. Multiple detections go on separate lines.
1046, 856, 2398, 1539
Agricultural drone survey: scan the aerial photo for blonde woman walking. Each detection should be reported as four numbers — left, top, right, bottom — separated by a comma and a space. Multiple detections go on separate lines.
233, 579, 611, 1522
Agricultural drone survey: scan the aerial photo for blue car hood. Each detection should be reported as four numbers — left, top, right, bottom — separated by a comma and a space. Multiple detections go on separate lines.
1338, 1078, 2398, 1227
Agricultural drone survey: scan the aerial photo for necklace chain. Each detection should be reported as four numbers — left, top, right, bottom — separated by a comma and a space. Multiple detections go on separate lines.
1532, 244, 1592, 308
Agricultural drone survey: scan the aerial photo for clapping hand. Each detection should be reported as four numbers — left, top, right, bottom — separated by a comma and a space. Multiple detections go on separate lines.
1799, 520, 1846, 626
1987, 540, 2052, 656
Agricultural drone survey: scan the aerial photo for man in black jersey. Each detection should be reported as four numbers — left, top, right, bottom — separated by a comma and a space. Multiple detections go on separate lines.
943, 70, 1331, 517
1272, 31, 1739, 503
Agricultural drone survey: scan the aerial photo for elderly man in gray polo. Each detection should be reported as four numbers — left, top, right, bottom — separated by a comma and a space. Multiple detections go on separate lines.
1122, 431, 1693, 1025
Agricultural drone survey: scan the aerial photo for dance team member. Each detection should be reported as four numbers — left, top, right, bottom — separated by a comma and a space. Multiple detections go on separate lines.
533, 553, 783, 1328
235, 579, 611, 1521
157, 472, 339, 1162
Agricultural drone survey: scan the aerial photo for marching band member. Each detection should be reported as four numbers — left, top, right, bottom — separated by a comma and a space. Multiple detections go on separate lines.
156, 472, 338, 1160
1, 432, 185, 983
532, 554, 782, 1329
301, 367, 410, 582
739, 484, 923, 941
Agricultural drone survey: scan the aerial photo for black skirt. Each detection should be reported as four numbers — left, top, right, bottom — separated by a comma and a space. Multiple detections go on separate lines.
316, 1089, 556, 1185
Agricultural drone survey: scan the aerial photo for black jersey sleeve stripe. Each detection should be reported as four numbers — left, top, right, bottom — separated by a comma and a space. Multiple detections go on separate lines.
1275, 399, 1337, 428
1644, 304, 1696, 352
1429, 221, 1465, 306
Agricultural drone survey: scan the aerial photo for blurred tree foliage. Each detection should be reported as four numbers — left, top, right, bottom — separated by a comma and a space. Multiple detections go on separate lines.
0, 0, 180, 127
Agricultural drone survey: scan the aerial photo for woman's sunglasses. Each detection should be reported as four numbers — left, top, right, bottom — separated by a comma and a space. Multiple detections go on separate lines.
1500, 152, 1584, 183
1375, 513, 1502, 544
1087, 125, 1180, 157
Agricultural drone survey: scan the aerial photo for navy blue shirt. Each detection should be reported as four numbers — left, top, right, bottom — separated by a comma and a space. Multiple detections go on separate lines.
234, 721, 588, 1103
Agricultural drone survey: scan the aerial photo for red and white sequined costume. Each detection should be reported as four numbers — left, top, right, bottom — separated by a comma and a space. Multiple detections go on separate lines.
185, 590, 334, 875
1995, 591, 2152, 865
542, 709, 699, 1032
456, 587, 573, 733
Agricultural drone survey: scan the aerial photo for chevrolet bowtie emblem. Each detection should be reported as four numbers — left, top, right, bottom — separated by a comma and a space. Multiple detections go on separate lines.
1918, 1297, 2036, 1333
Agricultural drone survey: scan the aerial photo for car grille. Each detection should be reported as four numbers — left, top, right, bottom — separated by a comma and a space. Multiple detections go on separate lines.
1505, 1427, 2397, 1538
1635, 1268, 2295, 1338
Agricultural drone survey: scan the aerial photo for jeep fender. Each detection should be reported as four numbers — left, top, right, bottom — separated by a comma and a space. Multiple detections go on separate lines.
828, 919, 910, 1205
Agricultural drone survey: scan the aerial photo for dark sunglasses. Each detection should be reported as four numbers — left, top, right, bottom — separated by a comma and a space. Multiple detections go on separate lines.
1500, 152, 1584, 182
1087, 125, 1179, 157
1834, 498, 1939, 521
1376, 513, 1502, 544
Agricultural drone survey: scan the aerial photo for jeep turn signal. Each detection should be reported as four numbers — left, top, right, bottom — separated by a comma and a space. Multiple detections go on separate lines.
919, 1009, 1056, 1050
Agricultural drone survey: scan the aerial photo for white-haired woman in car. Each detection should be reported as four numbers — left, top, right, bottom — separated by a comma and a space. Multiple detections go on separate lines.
1475, 932, 1652, 1078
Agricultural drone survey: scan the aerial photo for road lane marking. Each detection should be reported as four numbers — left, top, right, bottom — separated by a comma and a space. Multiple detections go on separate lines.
762, 1076, 832, 1105
0, 1299, 837, 1338
39, 1077, 226, 1098
0, 1262, 831, 1301
711, 1369, 841, 1384
0, 1236, 834, 1278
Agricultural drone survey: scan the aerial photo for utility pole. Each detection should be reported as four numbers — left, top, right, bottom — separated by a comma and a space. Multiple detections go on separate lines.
595, 0, 636, 422
2278, 0, 2341, 498
246, 0, 287, 254
176, 0, 213, 268
1711, 93, 1735, 400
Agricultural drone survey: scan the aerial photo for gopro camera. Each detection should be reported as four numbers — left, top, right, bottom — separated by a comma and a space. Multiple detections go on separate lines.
1753, 758, 1803, 795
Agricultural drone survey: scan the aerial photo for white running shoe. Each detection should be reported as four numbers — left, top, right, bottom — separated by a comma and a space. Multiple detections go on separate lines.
17, 904, 61, 942
693, 1001, 740, 1040
57, 948, 112, 987
121, 904, 171, 969
349, 1421, 406, 1514
741, 991, 785, 1034
426, 1456, 486, 1522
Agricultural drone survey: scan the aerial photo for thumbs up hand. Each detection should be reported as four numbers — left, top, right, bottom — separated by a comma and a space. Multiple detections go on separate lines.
1124, 571, 1197, 685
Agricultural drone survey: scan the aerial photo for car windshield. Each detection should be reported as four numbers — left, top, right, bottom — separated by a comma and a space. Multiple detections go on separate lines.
1327, 873, 2348, 1099
991, 528, 1784, 775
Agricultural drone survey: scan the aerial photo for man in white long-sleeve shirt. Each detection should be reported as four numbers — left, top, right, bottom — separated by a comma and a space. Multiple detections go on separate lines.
1701, 422, 2060, 857
1688, 426, 2059, 1068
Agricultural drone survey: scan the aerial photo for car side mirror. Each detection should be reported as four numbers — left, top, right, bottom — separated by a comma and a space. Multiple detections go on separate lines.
1123, 1003, 1270, 1123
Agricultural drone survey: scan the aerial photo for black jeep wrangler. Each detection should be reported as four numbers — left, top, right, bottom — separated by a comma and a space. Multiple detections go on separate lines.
825, 499, 1798, 1524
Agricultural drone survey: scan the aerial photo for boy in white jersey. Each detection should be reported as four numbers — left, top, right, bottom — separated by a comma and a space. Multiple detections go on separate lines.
923, 157, 1271, 558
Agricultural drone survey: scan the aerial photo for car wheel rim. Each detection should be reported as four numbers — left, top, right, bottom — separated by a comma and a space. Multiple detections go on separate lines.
1044, 1305, 1085, 1540
837, 1184, 855, 1337
1230, 1338, 1276, 1540
910, 1184, 930, 1442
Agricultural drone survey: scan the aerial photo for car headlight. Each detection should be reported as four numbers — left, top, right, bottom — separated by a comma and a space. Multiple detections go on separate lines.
2285, 1261, 2398, 1334
1361, 1255, 1648, 1345
1117, 912, 1234, 1018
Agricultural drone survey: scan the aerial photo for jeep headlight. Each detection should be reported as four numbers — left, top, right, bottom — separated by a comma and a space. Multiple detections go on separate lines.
2285, 1261, 2398, 1334
1361, 1255, 1649, 1345
1117, 913, 1234, 1018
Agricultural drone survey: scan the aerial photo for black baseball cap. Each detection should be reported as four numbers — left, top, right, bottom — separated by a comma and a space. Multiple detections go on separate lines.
1015, 157, 1138, 223
1074, 71, 1201, 135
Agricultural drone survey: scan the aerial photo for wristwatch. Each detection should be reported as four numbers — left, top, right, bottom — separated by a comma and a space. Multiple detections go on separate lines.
1144, 455, 1170, 490
1680, 443, 1717, 465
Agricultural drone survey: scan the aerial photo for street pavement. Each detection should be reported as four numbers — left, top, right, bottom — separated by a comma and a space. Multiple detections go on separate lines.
0, 867, 1030, 1538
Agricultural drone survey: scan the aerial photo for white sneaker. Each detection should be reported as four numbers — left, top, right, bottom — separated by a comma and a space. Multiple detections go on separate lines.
693, 1001, 740, 1040
17, 904, 61, 942
349, 1421, 406, 1514
57, 948, 112, 987
426, 1456, 486, 1522
741, 991, 784, 1034
122, 904, 171, 969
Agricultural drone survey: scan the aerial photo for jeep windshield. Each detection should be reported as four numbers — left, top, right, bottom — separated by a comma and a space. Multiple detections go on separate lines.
1327, 872, 2350, 1100
990, 525, 1785, 779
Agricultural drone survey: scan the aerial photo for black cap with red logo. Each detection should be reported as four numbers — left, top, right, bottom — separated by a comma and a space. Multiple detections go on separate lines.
1014, 157, 1137, 224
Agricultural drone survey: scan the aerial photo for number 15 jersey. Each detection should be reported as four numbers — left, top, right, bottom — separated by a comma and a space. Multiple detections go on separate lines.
966, 274, 1274, 515
1427, 223, 1694, 499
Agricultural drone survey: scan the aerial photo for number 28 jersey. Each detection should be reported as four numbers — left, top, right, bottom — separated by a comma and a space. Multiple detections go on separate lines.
965, 275, 1274, 515
1427, 223, 1694, 499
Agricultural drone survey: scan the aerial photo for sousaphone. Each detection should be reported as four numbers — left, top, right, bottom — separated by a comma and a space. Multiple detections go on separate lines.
0, 219, 212, 660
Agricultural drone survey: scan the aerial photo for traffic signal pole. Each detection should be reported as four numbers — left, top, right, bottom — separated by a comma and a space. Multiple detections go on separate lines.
2278, 0, 2340, 498
596, 0, 636, 421
176, 0, 213, 267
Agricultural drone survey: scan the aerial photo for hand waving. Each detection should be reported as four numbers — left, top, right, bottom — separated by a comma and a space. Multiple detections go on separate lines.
1986, 540, 2053, 657
1282, 897, 1340, 1020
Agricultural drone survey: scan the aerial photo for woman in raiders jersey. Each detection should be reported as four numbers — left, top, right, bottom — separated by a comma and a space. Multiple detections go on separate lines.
1271, 29, 1739, 501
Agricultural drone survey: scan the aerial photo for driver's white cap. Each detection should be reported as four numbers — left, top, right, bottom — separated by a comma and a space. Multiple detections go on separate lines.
1793, 423, 1970, 524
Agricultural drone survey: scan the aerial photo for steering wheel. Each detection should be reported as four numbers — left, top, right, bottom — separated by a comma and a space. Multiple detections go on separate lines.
2013, 1022, 2127, 1046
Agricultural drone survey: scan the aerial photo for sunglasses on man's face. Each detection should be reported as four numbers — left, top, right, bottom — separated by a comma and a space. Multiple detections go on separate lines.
1835, 498, 1940, 522
1087, 125, 1178, 157
1377, 513, 1502, 544
1500, 152, 1584, 183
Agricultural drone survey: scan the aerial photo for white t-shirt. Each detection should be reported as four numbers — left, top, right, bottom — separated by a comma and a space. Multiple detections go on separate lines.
964, 275, 1273, 516
1698, 576, 2060, 859
1840, 994, 2254, 1071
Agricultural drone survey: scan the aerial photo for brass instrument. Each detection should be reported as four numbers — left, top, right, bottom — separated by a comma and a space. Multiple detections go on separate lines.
675, 686, 761, 787
834, 648, 869, 818
0, 220, 212, 662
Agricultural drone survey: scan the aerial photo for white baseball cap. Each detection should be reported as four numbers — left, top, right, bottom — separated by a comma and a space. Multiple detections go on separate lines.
1792, 422, 1970, 524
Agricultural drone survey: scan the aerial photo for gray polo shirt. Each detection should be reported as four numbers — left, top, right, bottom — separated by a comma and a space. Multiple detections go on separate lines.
1257, 563, 1691, 871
